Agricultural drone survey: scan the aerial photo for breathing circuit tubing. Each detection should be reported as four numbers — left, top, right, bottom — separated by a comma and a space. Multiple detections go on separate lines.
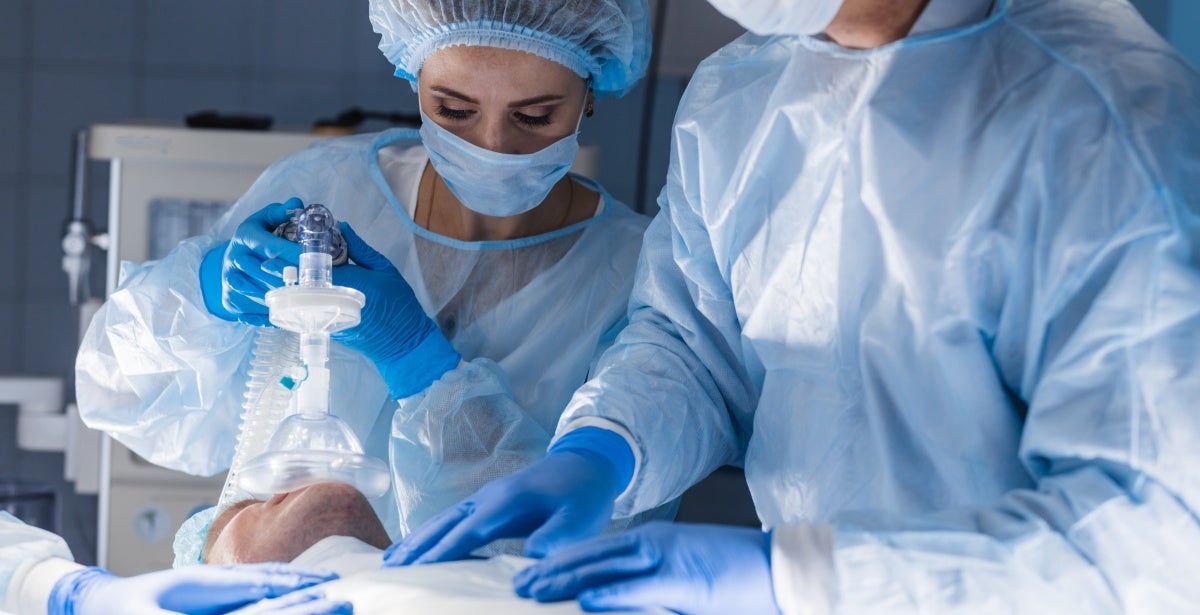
217, 204, 389, 508
218, 328, 301, 508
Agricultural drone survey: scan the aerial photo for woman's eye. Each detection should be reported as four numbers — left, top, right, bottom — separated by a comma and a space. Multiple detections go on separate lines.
436, 105, 473, 121
514, 112, 553, 127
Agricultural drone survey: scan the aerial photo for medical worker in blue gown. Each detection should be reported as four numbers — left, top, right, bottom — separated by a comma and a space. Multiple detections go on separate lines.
74, 0, 674, 566
386, 0, 1200, 613
0, 513, 349, 614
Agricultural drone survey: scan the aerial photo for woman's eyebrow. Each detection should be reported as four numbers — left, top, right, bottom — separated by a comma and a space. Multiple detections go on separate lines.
509, 94, 565, 107
429, 87, 565, 108
430, 86, 479, 104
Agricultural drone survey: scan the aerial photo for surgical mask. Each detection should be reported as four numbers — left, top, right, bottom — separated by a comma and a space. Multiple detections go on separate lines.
418, 102, 583, 218
707, 0, 844, 36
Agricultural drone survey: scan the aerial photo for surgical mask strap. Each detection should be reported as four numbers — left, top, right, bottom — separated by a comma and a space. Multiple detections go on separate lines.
573, 96, 588, 133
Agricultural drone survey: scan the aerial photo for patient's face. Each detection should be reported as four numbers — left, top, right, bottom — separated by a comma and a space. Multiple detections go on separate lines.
204, 481, 390, 564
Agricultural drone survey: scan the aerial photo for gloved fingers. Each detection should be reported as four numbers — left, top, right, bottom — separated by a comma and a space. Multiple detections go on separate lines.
236, 201, 303, 262
578, 575, 678, 613
157, 564, 338, 612
223, 276, 271, 317
384, 502, 473, 566
229, 247, 288, 289
260, 256, 296, 279
216, 563, 338, 596
227, 588, 352, 615
515, 533, 645, 592
397, 490, 545, 565
518, 550, 659, 603
252, 199, 304, 228
340, 222, 398, 272
269, 597, 353, 615
409, 502, 541, 565
523, 505, 611, 559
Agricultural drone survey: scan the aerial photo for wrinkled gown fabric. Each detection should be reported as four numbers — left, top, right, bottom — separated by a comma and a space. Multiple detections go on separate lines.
559, 0, 1200, 611
0, 513, 72, 610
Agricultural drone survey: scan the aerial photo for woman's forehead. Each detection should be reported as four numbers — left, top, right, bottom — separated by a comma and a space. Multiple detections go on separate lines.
421, 46, 584, 94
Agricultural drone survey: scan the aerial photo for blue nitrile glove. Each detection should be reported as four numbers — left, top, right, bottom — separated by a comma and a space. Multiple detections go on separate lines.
514, 521, 779, 615
48, 563, 342, 615
229, 587, 353, 615
384, 427, 635, 565
261, 221, 460, 400
199, 198, 304, 327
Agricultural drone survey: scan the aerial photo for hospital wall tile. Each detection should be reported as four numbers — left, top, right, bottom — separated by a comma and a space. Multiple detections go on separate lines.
32, 0, 137, 65
18, 300, 78, 380
579, 76, 685, 214
579, 82, 656, 210
0, 0, 25, 61
250, 0, 353, 75
0, 184, 18, 299
0, 68, 21, 179
140, 73, 247, 123
0, 303, 16, 371
1168, 2, 1200, 69
350, 10, 394, 76
244, 76, 355, 129
1132, 0, 1170, 35
28, 70, 135, 183
24, 182, 72, 302
347, 74, 421, 125
0, 411, 27, 476
144, 0, 250, 71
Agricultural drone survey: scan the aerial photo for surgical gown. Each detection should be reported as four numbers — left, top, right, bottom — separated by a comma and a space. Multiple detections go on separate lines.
558, 0, 1200, 611
0, 513, 76, 613
76, 129, 656, 539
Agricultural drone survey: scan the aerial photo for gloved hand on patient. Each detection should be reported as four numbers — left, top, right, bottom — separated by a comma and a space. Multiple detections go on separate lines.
199, 198, 461, 399
50, 481, 385, 615
384, 427, 635, 565
513, 521, 777, 615
48, 564, 352, 615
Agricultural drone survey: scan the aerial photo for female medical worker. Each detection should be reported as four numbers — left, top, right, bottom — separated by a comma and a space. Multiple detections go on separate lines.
1, 513, 347, 614
74, 0, 670, 564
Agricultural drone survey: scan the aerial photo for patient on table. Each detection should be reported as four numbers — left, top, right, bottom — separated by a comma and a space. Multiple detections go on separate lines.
200, 481, 657, 614
201, 481, 390, 565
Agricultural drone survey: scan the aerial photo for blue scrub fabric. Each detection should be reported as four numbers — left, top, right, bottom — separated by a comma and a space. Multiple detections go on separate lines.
558, 0, 1200, 611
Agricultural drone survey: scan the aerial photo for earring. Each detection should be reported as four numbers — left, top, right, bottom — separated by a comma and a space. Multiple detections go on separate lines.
585, 103, 595, 118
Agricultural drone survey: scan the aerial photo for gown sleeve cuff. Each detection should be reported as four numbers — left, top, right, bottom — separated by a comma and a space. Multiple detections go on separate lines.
771, 523, 837, 615
393, 358, 468, 407
7, 556, 84, 615
553, 417, 642, 506
384, 330, 462, 401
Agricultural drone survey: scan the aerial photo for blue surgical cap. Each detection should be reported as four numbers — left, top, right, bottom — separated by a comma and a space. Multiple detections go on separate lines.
171, 506, 219, 568
368, 0, 651, 98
